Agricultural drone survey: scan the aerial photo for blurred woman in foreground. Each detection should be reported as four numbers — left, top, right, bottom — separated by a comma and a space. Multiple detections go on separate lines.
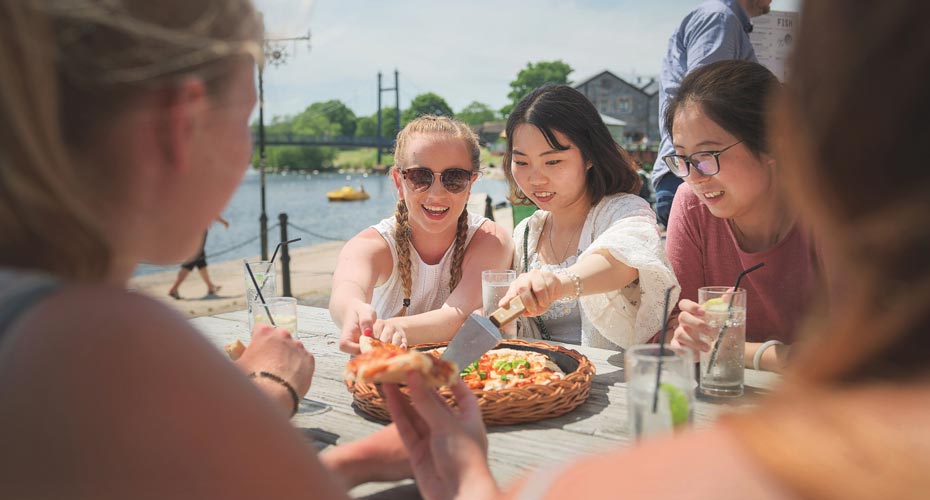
0, 1, 407, 496
386, 1, 930, 498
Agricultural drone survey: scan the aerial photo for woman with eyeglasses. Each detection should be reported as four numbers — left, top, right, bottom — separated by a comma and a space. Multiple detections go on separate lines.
497, 85, 678, 349
664, 60, 821, 372
329, 115, 514, 353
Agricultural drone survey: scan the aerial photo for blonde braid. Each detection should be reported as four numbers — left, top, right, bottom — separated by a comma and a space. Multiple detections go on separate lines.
393, 199, 413, 317
449, 209, 469, 292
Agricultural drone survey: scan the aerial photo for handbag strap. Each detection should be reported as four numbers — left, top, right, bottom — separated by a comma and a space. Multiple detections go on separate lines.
523, 224, 551, 341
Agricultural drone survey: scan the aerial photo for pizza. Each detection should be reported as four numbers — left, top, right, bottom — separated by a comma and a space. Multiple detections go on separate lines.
428, 347, 566, 391
344, 336, 460, 388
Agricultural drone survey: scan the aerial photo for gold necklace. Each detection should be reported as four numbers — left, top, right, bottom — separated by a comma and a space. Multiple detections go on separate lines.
546, 213, 584, 264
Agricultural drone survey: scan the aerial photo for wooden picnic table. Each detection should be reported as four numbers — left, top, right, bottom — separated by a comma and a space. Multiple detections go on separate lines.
192, 305, 779, 499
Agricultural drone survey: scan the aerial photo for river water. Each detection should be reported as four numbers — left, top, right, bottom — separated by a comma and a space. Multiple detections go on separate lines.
135, 169, 512, 276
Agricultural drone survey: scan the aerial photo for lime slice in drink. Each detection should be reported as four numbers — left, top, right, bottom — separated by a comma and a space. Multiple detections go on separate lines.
701, 297, 729, 313
660, 383, 690, 427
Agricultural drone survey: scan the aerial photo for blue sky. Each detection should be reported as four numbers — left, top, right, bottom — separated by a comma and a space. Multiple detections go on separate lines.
252, 0, 801, 120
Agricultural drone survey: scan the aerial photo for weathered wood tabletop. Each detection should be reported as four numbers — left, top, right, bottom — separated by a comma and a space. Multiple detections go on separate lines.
191, 305, 779, 499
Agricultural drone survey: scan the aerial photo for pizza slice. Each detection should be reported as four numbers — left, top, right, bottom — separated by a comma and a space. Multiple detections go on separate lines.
345, 336, 459, 387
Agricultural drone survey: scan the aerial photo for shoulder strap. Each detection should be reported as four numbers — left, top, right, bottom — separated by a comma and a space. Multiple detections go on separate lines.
521, 224, 551, 341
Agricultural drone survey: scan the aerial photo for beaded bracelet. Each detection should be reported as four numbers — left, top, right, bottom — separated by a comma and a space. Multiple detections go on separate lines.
555, 269, 584, 303
249, 371, 300, 417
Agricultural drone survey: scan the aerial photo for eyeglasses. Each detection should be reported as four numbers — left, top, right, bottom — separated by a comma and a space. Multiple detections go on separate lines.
662, 141, 743, 178
400, 167, 477, 194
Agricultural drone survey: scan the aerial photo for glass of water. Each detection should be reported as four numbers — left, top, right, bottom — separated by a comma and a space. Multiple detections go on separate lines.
249, 297, 298, 337
245, 259, 277, 317
698, 286, 747, 398
481, 269, 516, 338
626, 344, 694, 440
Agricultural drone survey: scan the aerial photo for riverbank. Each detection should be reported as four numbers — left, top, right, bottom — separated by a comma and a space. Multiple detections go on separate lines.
131, 193, 514, 318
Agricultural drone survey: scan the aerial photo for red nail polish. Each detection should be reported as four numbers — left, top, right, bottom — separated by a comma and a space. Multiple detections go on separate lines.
363, 328, 373, 337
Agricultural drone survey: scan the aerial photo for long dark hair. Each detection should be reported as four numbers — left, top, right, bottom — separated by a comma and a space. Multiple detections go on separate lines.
664, 60, 779, 157
503, 84, 641, 206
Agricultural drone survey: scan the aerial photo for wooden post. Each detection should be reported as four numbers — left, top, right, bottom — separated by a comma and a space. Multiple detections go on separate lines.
279, 213, 292, 297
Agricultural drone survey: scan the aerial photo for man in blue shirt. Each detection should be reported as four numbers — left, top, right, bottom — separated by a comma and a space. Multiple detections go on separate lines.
652, 0, 771, 227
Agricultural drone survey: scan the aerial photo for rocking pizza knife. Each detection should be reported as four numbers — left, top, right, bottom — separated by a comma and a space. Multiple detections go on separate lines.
440, 296, 526, 370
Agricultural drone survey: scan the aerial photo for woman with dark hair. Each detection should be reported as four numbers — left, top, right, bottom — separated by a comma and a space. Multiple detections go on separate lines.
664, 60, 820, 372
498, 84, 678, 349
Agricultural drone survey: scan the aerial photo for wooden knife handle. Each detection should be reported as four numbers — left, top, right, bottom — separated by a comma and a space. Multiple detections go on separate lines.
490, 296, 525, 328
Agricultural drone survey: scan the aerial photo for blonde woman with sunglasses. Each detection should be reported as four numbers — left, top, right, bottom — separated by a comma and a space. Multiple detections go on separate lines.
329, 116, 513, 354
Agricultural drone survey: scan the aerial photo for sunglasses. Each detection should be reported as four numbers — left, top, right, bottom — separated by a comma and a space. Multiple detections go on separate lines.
400, 167, 477, 194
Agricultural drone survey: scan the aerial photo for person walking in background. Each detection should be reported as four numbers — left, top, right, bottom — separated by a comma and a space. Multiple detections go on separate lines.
167, 215, 229, 299
651, 0, 771, 228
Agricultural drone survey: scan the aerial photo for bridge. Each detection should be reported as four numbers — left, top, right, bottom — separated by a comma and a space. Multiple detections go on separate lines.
253, 132, 395, 148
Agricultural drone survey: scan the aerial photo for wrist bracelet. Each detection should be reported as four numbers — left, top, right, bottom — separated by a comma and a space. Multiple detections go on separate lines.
752, 340, 784, 371
249, 371, 300, 417
554, 269, 583, 303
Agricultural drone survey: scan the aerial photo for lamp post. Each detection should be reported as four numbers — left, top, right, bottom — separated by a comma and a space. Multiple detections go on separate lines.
256, 32, 311, 260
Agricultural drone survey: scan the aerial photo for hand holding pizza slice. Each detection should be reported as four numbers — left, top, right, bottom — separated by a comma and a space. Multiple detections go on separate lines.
345, 336, 460, 388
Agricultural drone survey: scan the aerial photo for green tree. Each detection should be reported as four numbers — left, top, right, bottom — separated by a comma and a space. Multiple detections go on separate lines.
307, 100, 357, 137
457, 101, 497, 126
401, 92, 454, 123
361, 107, 400, 140
501, 60, 573, 117
355, 115, 377, 138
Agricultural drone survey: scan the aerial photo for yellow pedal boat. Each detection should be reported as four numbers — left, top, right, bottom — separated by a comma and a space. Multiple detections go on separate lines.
326, 186, 370, 201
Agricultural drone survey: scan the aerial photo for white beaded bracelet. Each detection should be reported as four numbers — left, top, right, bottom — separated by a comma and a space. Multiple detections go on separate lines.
753, 339, 784, 371
555, 269, 583, 303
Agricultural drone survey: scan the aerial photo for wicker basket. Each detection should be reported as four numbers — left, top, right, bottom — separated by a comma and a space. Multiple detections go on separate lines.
346, 339, 596, 426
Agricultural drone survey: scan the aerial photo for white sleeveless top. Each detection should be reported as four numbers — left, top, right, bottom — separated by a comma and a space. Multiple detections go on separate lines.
371, 212, 488, 319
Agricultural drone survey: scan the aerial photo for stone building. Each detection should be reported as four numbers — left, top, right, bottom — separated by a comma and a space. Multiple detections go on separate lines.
574, 71, 659, 143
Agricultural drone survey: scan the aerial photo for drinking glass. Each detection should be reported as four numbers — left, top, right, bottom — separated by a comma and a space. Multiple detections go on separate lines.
626, 344, 694, 439
481, 269, 516, 339
249, 297, 298, 337
697, 286, 747, 398
245, 260, 277, 318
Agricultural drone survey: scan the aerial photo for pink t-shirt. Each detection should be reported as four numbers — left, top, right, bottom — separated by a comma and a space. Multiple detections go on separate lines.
666, 184, 820, 343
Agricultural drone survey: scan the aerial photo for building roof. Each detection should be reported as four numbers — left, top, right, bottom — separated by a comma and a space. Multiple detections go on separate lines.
573, 70, 659, 97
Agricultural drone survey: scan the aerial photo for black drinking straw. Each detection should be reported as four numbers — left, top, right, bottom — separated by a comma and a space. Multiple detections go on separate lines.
704, 262, 765, 377
652, 286, 676, 414
244, 259, 276, 327
270, 238, 301, 265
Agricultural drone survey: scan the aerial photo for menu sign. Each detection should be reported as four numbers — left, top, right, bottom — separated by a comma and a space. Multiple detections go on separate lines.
750, 11, 800, 82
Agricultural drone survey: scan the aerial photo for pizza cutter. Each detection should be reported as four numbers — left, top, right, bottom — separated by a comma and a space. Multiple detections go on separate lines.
440, 296, 526, 370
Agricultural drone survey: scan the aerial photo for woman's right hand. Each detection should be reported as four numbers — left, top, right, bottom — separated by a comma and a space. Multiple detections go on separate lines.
384, 374, 498, 500
339, 301, 378, 354
237, 324, 314, 404
671, 299, 713, 358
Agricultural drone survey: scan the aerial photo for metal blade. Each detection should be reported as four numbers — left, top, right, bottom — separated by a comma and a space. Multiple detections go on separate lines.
440, 313, 502, 369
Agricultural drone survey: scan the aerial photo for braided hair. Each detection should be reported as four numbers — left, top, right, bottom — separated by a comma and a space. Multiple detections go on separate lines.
392, 115, 480, 316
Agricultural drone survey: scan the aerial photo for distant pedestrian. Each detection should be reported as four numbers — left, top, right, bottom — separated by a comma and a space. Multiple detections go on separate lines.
168, 216, 229, 299
651, 0, 771, 227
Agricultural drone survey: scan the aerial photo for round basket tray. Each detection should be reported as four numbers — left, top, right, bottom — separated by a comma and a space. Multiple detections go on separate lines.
346, 338, 596, 426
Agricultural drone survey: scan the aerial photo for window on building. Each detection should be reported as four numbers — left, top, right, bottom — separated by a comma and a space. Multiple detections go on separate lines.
599, 96, 609, 112
616, 96, 632, 113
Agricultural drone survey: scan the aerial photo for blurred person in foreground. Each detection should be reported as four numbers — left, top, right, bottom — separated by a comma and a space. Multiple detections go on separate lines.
384, 1, 930, 498
0, 1, 410, 496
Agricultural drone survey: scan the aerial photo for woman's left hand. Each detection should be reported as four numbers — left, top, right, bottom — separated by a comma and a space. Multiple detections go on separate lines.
373, 318, 408, 349
497, 269, 565, 317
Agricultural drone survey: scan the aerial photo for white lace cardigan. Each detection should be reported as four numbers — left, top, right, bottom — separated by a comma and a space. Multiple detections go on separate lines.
512, 193, 680, 349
